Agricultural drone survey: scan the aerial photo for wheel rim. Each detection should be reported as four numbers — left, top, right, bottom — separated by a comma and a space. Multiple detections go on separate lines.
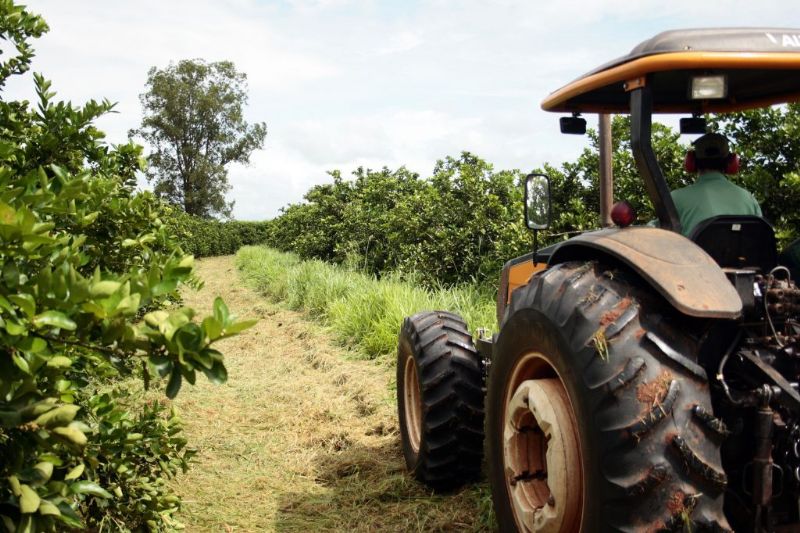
503, 352, 583, 532
403, 355, 423, 454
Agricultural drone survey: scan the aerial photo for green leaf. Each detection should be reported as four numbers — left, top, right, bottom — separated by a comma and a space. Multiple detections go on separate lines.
148, 354, 172, 378
64, 464, 84, 481
213, 297, 229, 325
9, 293, 35, 318
201, 316, 223, 340
55, 502, 83, 528
151, 279, 178, 296
19, 484, 40, 514
32, 311, 76, 331
16, 515, 32, 533
144, 310, 169, 327
202, 362, 228, 385
19, 398, 58, 420
89, 280, 120, 298
175, 323, 203, 354
2, 261, 20, 287
222, 319, 257, 336
0, 294, 13, 313
19, 336, 47, 354
192, 348, 214, 370
35, 404, 79, 428
11, 352, 30, 374
0, 201, 16, 224
51, 426, 87, 447
33, 462, 53, 482
38, 499, 61, 516
6, 319, 27, 336
69, 481, 112, 499
0, 140, 16, 158
115, 293, 141, 314
9, 475, 22, 497
165, 367, 182, 399
46, 356, 72, 368
81, 211, 99, 225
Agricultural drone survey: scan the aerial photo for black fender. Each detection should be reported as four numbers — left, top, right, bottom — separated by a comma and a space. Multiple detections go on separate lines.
549, 226, 742, 319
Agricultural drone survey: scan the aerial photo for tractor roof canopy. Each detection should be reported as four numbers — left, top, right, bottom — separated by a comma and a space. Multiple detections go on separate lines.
542, 28, 800, 114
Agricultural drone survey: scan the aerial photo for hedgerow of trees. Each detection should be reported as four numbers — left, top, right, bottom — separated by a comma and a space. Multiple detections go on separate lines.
0, 3, 253, 531
166, 211, 271, 257
261, 108, 800, 287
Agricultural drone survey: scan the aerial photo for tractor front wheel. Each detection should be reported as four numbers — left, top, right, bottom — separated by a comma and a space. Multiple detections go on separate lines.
397, 311, 485, 490
486, 262, 730, 531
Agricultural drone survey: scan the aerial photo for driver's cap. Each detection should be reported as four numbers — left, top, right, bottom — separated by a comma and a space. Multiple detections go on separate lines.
693, 132, 730, 159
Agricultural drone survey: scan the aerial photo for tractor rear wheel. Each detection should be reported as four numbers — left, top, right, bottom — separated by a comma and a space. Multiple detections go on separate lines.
486, 262, 730, 531
397, 311, 485, 490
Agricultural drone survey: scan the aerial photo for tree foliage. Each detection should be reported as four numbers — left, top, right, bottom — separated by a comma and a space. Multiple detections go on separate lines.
265, 154, 530, 287
132, 59, 267, 218
711, 104, 800, 243
166, 211, 271, 258
0, 4, 253, 531
264, 110, 800, 287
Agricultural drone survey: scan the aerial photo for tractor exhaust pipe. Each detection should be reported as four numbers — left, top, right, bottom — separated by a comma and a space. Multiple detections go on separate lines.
599, 114, 613, 228
630, 86, 682, 233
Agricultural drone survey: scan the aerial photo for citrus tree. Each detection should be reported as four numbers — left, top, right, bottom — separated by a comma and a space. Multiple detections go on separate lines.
0, 2, 253, 531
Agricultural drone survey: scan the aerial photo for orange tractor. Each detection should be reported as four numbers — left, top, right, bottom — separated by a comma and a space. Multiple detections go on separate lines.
397, 28, 800, 531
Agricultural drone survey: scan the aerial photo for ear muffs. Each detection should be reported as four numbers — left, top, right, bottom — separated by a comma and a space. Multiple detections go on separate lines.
684, 151, 697, 173
726, 153, 740, 175
685, 150, 740, 174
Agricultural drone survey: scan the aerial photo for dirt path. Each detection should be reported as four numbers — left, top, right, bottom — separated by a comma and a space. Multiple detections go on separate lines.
171, 256, 489, 532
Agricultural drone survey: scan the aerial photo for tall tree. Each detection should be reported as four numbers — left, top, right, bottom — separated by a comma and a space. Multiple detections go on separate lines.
132, 59, 266, 218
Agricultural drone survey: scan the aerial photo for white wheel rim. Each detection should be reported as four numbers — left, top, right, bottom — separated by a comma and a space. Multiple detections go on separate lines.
403, 356, 423, 454
503, 354, 583, 532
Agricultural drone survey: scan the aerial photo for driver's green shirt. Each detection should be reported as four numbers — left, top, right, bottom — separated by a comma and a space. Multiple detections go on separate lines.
671, 171, 762, 236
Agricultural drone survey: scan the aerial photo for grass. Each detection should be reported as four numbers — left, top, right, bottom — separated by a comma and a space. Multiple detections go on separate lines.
170, 255, 496, 531
235, 246, 498, 362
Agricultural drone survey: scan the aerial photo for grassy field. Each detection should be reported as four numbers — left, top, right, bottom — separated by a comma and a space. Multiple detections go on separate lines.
170, 254, 495, 531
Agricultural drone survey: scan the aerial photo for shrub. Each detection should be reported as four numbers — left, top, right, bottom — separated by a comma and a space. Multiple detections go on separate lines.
165, 211, 271, 258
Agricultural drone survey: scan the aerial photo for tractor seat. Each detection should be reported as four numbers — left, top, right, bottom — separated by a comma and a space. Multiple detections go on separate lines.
689, 215, 777, 273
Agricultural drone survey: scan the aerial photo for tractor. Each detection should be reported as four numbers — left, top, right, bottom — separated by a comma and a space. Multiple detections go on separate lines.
396, 28, 800, 532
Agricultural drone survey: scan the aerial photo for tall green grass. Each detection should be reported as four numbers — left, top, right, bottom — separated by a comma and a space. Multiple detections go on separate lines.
236, 246, 497, 360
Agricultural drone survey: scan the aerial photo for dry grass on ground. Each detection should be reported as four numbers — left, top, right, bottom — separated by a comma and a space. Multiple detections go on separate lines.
170, 256, 492, 532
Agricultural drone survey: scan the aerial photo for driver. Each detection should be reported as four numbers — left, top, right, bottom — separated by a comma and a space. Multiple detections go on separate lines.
672, 132, 762, 236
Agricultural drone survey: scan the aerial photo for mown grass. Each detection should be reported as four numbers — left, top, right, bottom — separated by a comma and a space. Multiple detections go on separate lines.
235, 246, 498, 361
172, 255, 496, 531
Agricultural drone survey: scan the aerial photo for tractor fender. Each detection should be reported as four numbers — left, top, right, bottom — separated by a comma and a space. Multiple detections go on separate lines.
549, 226, 742, 319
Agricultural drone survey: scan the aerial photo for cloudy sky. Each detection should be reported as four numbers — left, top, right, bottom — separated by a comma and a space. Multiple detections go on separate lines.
5, 1, 794, 219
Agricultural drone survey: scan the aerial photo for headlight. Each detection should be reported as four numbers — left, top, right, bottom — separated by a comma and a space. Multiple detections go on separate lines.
690, 75, 727, 100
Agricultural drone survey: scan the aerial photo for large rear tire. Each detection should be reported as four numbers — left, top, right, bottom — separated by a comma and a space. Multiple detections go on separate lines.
397, 311, 485, 490
486, 262, 730, 532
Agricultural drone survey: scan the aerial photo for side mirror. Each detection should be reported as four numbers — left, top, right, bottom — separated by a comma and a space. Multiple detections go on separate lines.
680, 117, 707, 134
559, 116, 586, 135
525, 174, 551, 230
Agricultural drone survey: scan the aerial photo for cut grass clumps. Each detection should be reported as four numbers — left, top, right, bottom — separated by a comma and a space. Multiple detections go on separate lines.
236, 246, 497, 360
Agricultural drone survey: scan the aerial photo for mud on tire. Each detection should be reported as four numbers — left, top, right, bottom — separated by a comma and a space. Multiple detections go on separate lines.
486, 262, 730, 531
397, 311, 485, 490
